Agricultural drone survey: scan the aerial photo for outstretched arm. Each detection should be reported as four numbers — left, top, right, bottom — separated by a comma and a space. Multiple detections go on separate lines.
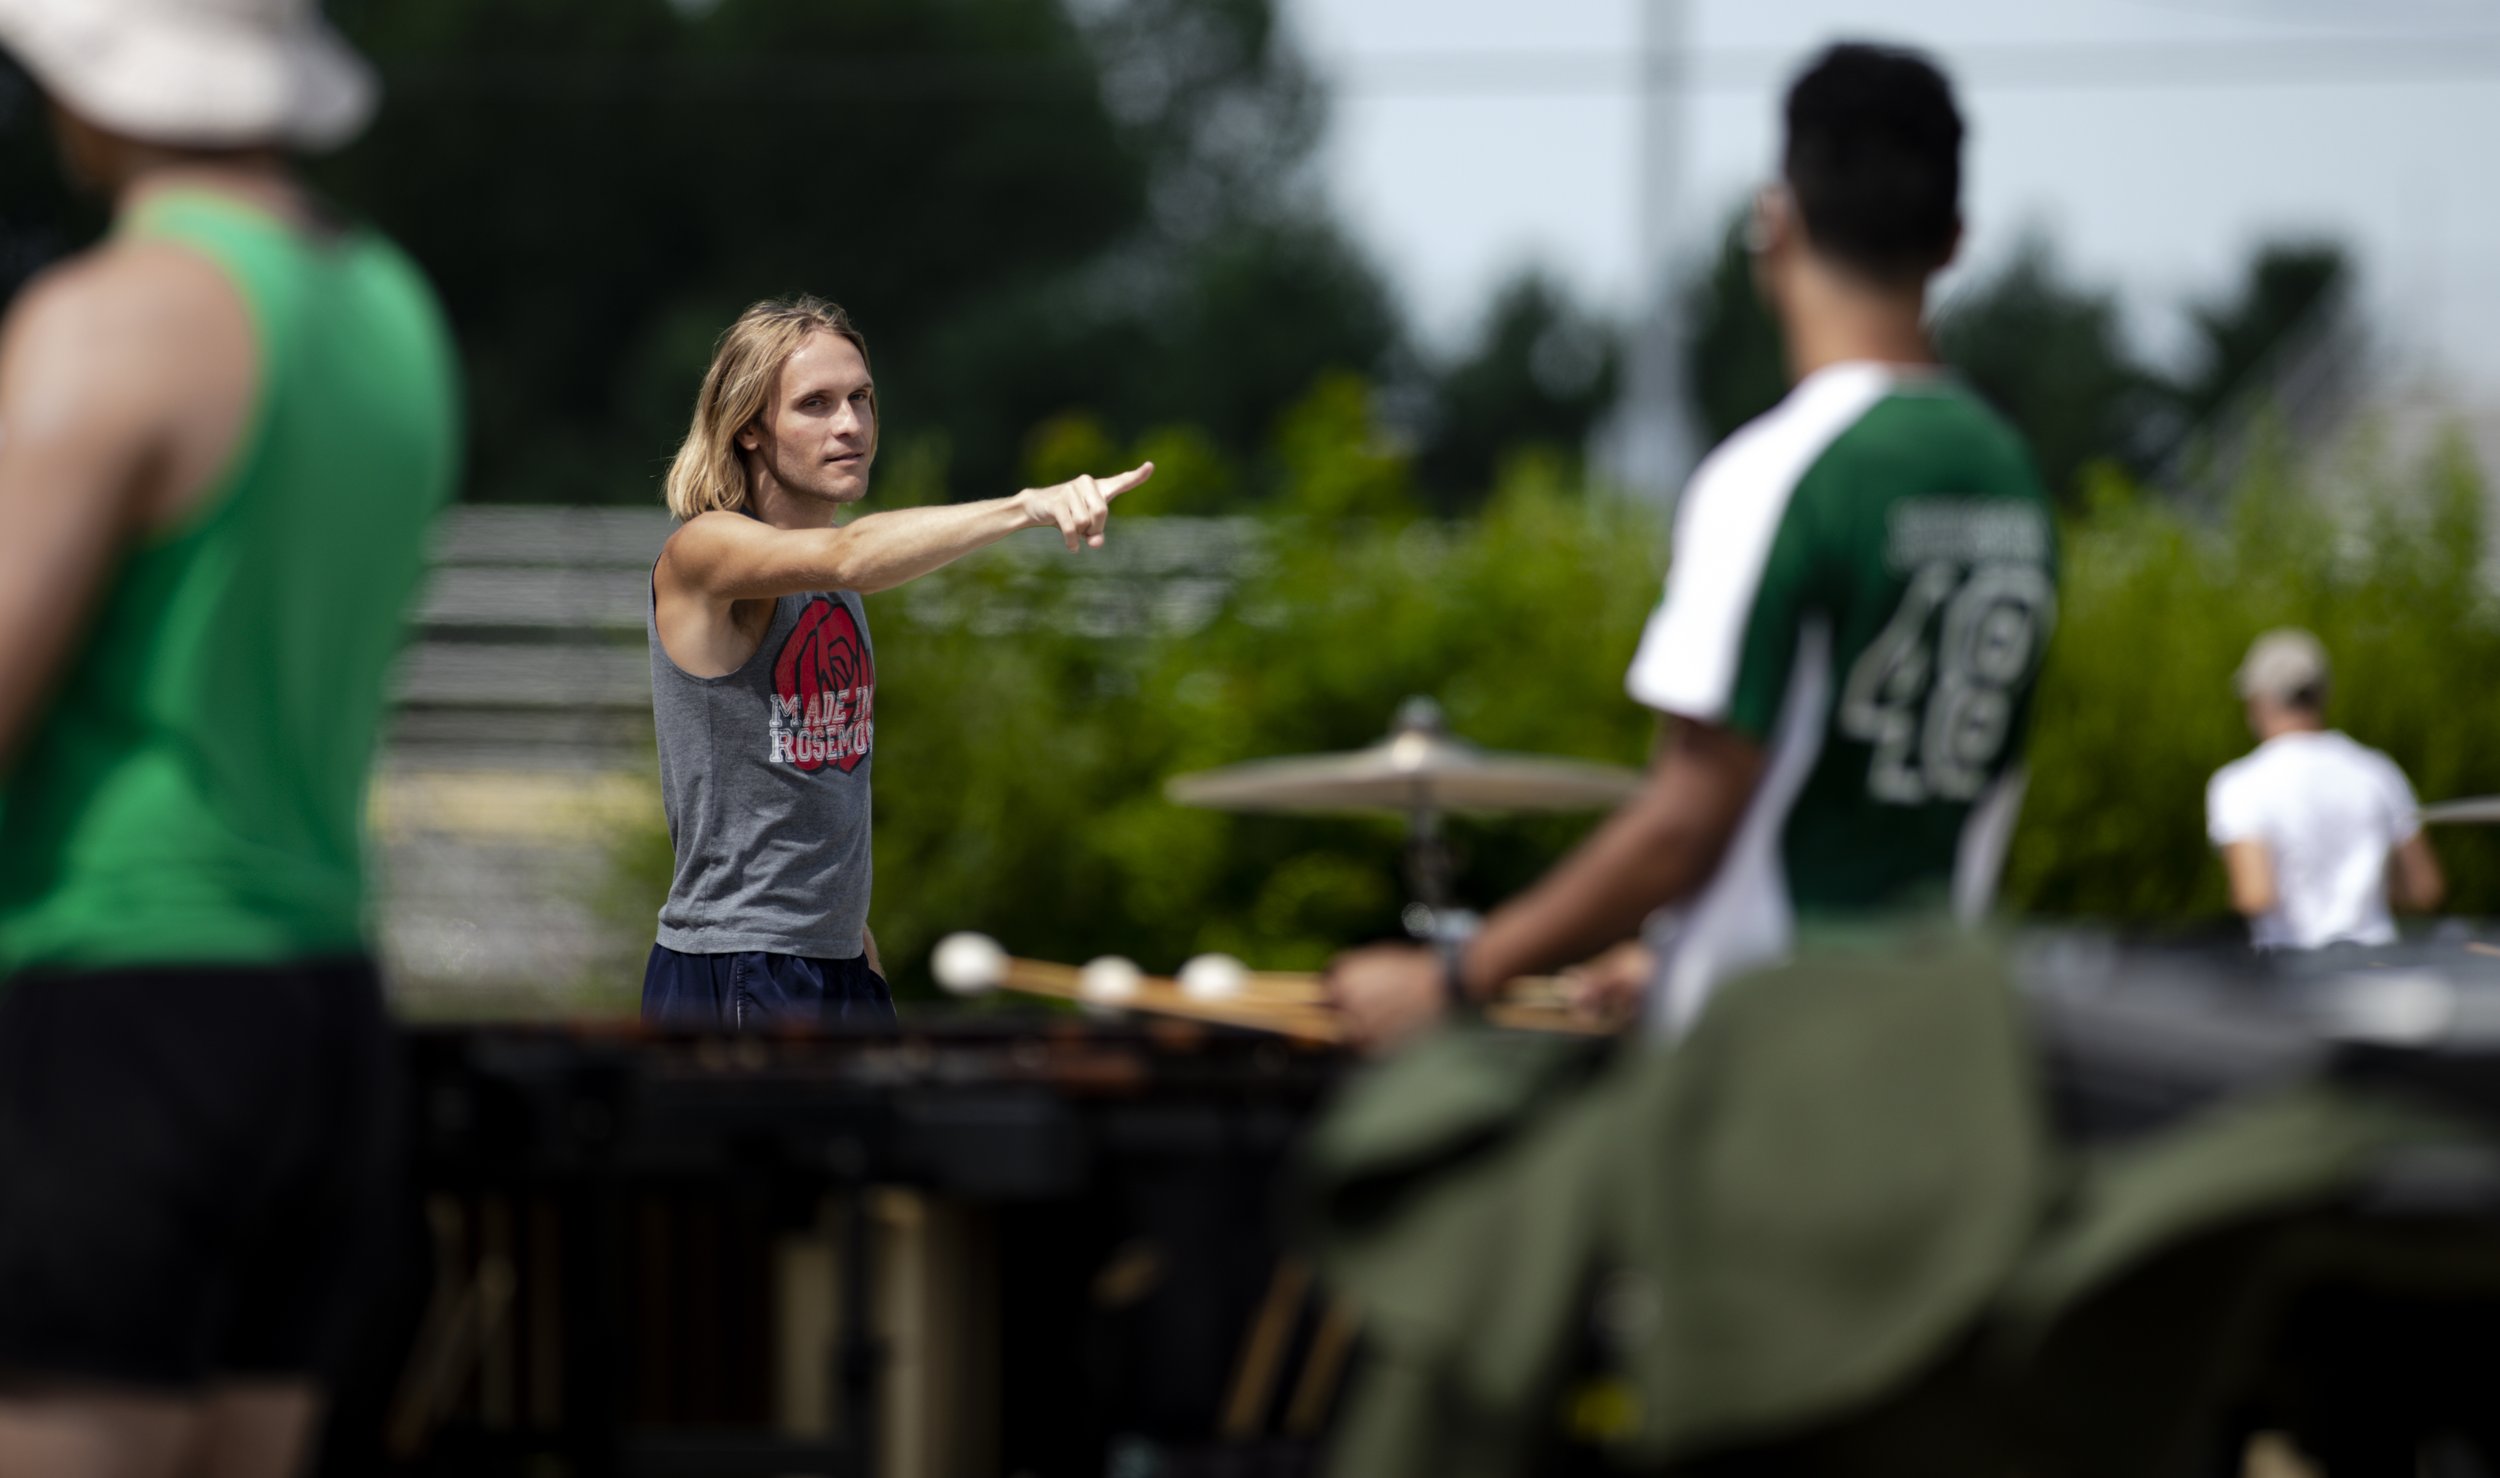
1460, 717, 1764, 991
661, 462, 1156, 601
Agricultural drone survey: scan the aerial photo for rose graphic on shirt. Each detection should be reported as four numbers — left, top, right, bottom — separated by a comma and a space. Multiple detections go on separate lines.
769, 598, 875, 773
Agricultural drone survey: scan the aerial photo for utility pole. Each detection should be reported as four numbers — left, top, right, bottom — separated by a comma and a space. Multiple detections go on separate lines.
1597, 0, 1694, 506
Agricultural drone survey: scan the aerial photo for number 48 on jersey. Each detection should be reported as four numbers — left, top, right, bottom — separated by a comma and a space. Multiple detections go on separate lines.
1839, 502, 2057, 807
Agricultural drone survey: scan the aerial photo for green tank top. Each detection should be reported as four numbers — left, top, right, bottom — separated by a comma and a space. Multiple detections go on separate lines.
0, 191, 460, 974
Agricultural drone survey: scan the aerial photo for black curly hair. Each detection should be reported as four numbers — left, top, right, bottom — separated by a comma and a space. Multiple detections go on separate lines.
1782, 43, 1964, 286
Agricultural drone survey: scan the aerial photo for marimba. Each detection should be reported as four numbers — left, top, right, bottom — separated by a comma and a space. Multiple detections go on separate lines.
391, 1020, 1353, 1478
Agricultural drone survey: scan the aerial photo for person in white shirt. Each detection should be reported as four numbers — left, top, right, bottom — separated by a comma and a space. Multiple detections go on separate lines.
2206, 629, 2443, 950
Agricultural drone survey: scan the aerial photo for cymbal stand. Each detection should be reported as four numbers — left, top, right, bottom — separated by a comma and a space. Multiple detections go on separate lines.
1392, 696, 1474, 943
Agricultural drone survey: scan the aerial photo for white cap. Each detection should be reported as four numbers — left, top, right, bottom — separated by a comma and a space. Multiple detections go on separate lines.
2235, 628, 2330, 708
0, 0, 377, 153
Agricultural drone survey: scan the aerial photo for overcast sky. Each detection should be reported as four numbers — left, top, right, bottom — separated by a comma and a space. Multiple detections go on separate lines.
1278, 0, 2500, 394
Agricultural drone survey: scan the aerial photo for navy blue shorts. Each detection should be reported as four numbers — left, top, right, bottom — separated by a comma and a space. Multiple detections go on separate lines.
642, 943, 897, 1031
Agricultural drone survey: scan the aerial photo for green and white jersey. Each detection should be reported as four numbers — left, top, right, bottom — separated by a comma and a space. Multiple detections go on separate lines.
1627, 361, 2058, 1031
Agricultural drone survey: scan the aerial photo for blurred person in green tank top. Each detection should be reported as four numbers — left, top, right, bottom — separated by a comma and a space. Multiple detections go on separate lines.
0, 2, 457, 1474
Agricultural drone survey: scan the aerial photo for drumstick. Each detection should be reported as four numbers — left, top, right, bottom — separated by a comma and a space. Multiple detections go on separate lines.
1176, 951, 1573, 1009
934, 934, 1347, 1042
1235, 972, 1575, 1008
931, 934, 1611, 1038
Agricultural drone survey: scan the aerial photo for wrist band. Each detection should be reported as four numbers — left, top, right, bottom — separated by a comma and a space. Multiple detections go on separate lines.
1438, 938, 1472, 1009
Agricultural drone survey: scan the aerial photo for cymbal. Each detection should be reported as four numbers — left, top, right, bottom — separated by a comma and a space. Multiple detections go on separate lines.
1165, 729, 1642, 815
2422, 797, 2500, 825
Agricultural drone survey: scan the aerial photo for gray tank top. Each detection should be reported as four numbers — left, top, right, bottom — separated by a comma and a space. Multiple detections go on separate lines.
649, 585, 875, 958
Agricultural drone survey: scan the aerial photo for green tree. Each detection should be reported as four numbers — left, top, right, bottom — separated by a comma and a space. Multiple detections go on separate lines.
1675, 203, 2355, 508
876, 464, 1667, 990
307, 0, 1401, 505
1416, 270, 1622, 511
1107, 214, 1405, 456
2169, 242, 2351, 436
1679, 215, 2162, 494
2005, 443, 2500, 922
1272, 372, 1417, 521
1933, 237, 2167, 500
1680, 215, 1788, 449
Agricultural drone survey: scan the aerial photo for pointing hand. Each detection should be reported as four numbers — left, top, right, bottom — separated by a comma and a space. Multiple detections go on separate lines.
1017, 461, 1155, 553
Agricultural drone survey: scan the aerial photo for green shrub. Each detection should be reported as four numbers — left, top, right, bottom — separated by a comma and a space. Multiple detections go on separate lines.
862, 464, 1665, 992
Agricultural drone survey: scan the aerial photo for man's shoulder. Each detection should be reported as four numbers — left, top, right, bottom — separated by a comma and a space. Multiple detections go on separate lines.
2323, 731, 2413, 794
1677, 371, 1896, 547
2209, 747, 2267, 798
1694, 370, 1893, 487
2213, 733, 2386, 797
16, 237, 238, 334
1805, 376, 2048, 503
0, 242, 253, 461
2206, 748, 2282, 843
2326, 729, 2398, 765
658, 509, 771, 570
6, 239, 246, 389
663, 509, 740, 545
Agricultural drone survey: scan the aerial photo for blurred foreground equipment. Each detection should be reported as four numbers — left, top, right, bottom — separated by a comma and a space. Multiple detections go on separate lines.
392, 1021, 1344, 1477
375, 939, 2500, 1478
1311, 935, 2500, 1478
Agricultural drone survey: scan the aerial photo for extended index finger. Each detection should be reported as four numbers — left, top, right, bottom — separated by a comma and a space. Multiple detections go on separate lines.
1098, 460, 1157, 499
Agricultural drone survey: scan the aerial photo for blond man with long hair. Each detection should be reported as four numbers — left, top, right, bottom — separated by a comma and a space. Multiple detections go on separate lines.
644, 296, 1151, 1028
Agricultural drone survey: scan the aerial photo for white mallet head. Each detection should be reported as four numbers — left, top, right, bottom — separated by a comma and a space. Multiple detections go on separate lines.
1178, 953, 1249, 1001
932, 932, 1008, 996
1079, 955, 1143, 1004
